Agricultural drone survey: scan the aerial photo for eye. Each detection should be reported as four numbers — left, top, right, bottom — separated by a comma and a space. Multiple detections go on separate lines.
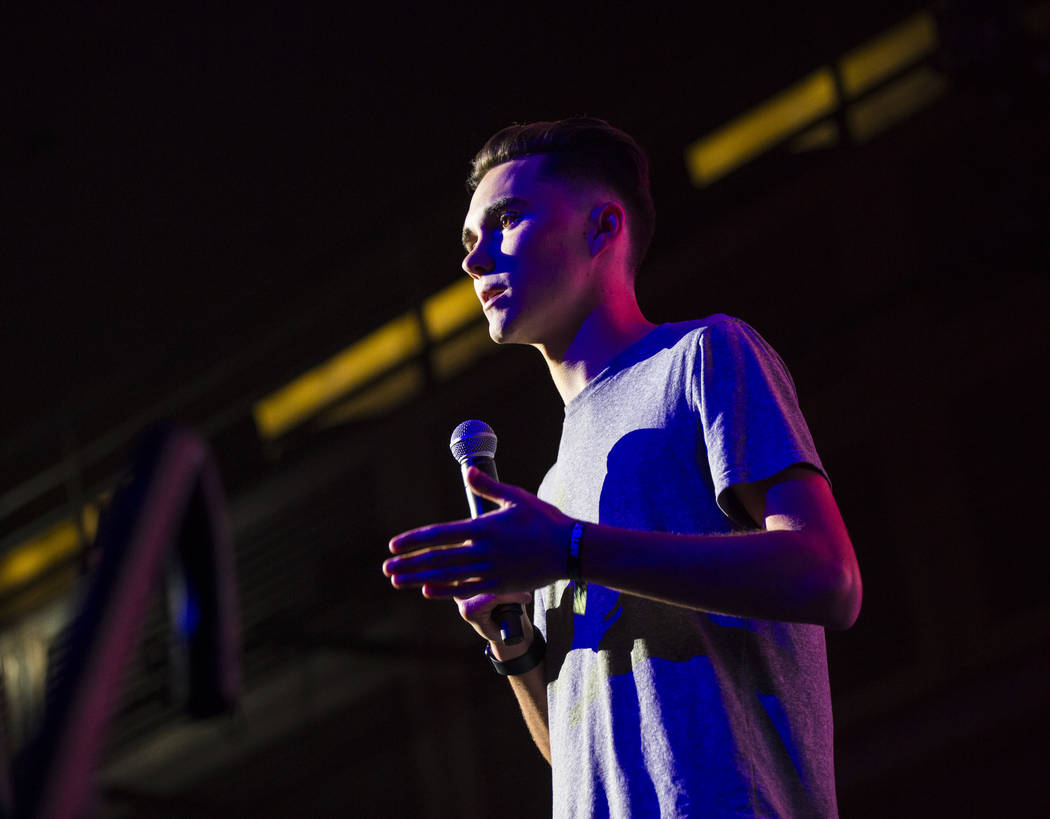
498, 211, 520, 229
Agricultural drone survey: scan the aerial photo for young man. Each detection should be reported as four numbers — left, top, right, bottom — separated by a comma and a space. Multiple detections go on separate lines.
384, 118, 861, 817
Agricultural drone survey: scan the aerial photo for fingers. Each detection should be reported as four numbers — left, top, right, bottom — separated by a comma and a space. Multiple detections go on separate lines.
384, 544, 484, 580
397, 568, 491, 593
420, 578, 496, 599
465, 466, 531, 506
388, 519, 478, 555
418, 578, 533, 601
455, 592, 532, 642
384, 472, 545, 599
386, 472, 531, 558
456, 591, 532, 614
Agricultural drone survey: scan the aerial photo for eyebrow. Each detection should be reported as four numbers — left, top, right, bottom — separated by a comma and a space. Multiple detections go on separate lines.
462, 196, 530, 250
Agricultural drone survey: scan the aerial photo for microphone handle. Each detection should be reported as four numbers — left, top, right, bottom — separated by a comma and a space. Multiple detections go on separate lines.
461, 455, 525, 646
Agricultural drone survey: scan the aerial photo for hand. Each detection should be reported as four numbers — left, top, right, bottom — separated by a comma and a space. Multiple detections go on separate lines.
382, 466, 571, 599
454, 591, 533, 646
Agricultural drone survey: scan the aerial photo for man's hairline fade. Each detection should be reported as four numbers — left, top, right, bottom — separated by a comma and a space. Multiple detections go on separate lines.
466, 117, 656, 275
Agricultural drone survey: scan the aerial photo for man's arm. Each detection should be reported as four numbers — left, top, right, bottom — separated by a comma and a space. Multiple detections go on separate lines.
385, 465, 861, 631
450, 594, 549, 762
491, 621, 550, 764
580, 466, 861, 629
506, 659, 550, 764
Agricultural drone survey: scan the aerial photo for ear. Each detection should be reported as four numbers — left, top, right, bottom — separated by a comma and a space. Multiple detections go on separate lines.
588, 202, 625, 257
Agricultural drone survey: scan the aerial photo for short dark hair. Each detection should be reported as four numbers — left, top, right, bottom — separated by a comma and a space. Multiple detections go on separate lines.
467, 117, 656, 274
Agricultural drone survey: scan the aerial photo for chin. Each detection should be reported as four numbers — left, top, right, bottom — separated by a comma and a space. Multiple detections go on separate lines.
486, 314, 519, 345
488, 327, 520, 346
487, 307, 545, 347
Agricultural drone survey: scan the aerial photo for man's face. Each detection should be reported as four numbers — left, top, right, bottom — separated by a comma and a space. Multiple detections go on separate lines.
461, 155, 599, 349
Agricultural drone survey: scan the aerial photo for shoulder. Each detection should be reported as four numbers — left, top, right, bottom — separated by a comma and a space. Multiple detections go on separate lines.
660, 315, 783, 363
675, 315, 802, 411
643, 314, 737, 354
661, 312, 736, 336
661, 314, 760, 343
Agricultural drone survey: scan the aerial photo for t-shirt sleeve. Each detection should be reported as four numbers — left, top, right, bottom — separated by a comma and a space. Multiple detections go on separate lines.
693, 317, 825, 528
531, 589, 547, 641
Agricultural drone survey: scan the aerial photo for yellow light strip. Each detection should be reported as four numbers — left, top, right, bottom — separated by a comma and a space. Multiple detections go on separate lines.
316, 364, 426, 428
0, 506, 98, 592
422, 277, 481, 341
788, 120, 841, 154
846, 65, 947, 143
253, 312, 424, 439
840, 11, 938, 99
685, 68, 838, 186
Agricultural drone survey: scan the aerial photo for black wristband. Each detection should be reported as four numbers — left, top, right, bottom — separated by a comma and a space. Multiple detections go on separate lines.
567, 521, 585, 584
485, 628, 546, 676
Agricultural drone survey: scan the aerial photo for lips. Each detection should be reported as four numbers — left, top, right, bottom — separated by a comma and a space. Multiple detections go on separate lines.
480, 284, 508, 309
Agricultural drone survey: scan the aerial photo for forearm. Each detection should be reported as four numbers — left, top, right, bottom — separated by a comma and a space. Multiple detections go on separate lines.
386, 470, 862, 634
581, 523, 860, 630
489, 622, 550, 764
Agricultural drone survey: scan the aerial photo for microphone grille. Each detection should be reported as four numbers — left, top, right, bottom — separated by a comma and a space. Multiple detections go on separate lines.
450, 419, 498, 463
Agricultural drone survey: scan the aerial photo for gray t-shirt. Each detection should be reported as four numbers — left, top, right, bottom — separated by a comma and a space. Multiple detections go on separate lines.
535, 315, 837, 818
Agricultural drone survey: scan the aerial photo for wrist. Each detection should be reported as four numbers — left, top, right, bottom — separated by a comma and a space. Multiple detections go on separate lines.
567, 520, 585, 583
488, 620, 533, 662
485, 627, 546, 676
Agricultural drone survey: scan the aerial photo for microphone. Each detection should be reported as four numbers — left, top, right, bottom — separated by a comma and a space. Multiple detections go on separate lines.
449, 420, 524, 646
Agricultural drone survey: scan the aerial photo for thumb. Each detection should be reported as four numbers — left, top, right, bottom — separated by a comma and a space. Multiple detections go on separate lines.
466, 466, 526, 505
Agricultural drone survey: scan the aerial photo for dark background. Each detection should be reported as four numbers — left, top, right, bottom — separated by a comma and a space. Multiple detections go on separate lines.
4, 2, 1049, 816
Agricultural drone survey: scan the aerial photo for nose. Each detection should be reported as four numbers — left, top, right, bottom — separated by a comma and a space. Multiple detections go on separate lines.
462, 237, 494, 279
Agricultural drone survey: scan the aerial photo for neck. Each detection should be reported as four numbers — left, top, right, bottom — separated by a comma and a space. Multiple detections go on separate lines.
536, 292, 656, 405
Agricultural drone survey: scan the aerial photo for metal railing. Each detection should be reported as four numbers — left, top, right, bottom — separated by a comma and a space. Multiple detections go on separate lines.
3, 424, 240, 819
